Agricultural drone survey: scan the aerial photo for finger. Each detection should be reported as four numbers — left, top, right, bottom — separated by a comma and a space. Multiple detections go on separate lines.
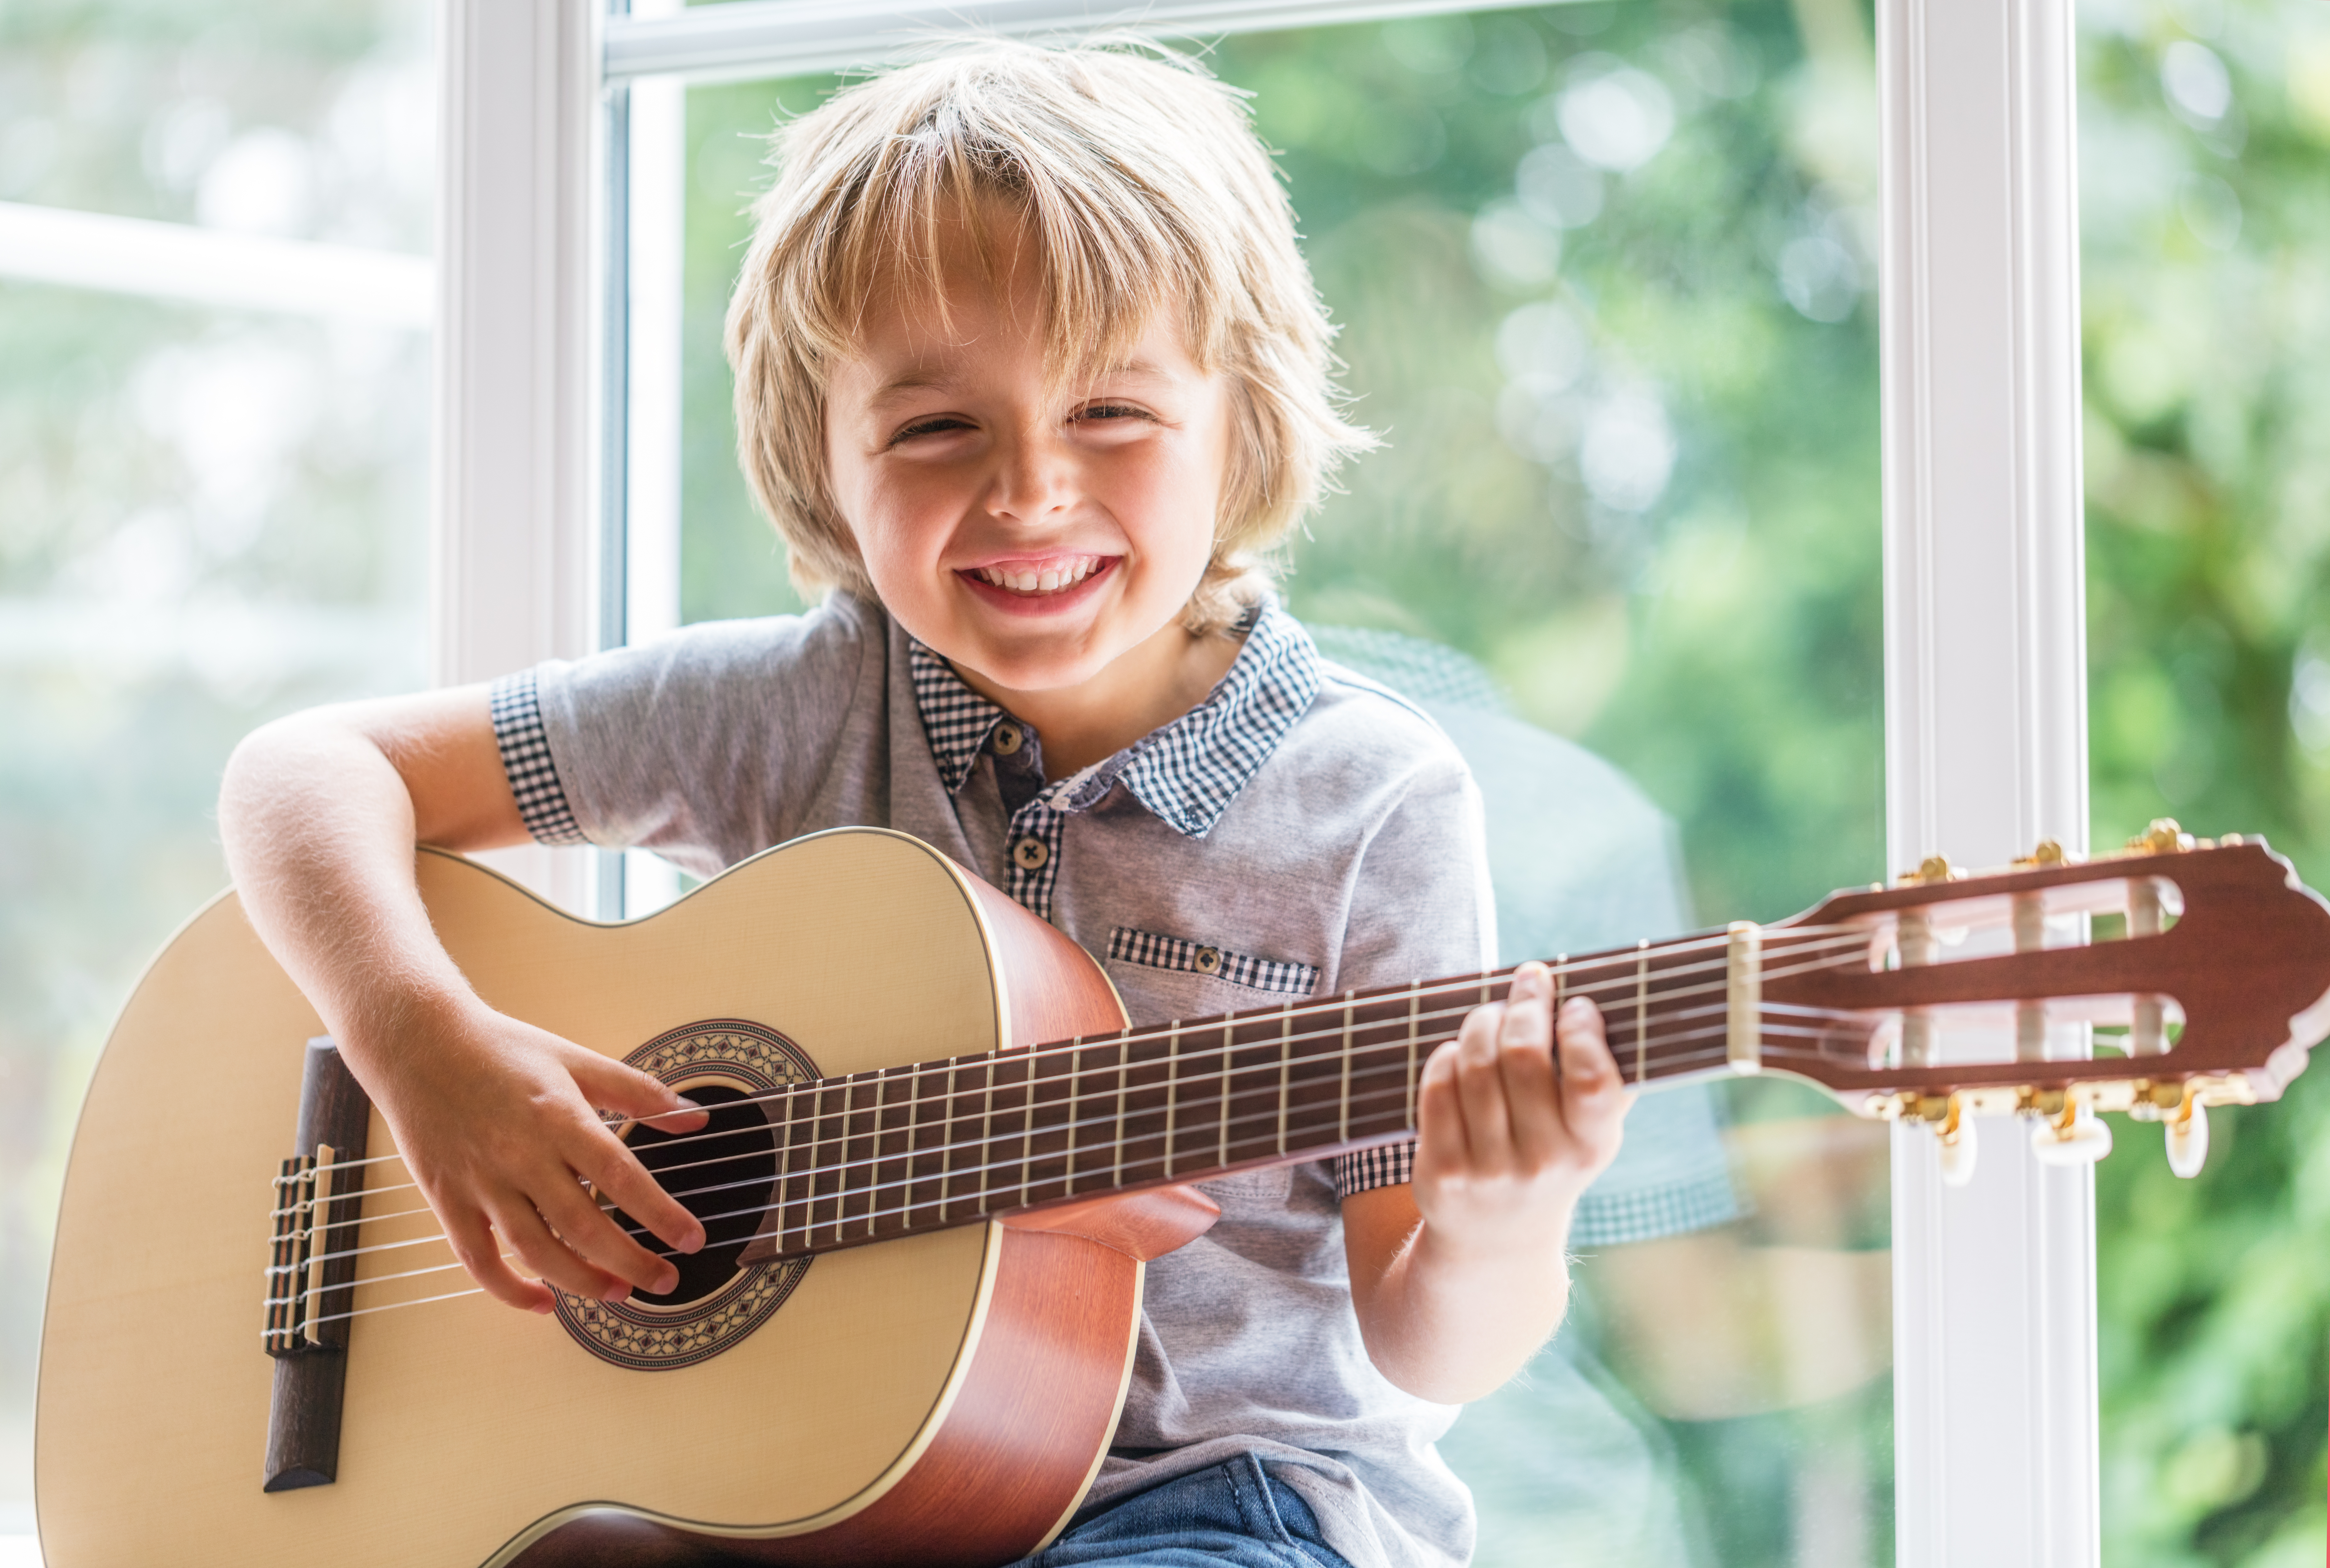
442, 1205, 555, 1314
533, 1163, 686, 1296
1416, 1038, 1471, 1171
1496, 964, 1564, 1165
1452, 1000, 1516, 1168
578, 1128, 707, 1259
489, 1193, 633, 1304
568, 1050, 708, 1133
1553, 997, 1627, 1160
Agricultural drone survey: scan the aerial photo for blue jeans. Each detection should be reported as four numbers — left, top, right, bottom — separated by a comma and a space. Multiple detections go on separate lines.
1007, 1455, 1358, 1568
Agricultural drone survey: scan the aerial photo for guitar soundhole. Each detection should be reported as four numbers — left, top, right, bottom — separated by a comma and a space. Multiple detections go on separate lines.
617, 1084, 778, 1308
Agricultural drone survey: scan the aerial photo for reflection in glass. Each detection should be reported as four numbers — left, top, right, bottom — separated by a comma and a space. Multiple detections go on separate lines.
667, 2, 1888, 1560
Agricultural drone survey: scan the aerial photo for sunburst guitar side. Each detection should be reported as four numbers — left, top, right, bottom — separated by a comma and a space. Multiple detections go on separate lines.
36, 828, 1210, 1568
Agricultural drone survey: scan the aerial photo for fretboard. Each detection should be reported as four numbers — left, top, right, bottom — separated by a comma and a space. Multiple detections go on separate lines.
742, 921, 1822, 1261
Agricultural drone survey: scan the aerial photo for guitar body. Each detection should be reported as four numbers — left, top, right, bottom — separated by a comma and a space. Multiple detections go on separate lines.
38, 829, 1147, 1568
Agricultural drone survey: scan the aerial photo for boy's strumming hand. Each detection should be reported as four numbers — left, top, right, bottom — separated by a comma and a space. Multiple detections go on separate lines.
354, 999, 711, 1314
1342, 962, 1627, 1405
1409, 962, 1625, 1257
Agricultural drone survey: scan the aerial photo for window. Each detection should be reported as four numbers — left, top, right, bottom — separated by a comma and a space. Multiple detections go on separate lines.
2081, 0, 2330, 1557
0, 0, 435, 1544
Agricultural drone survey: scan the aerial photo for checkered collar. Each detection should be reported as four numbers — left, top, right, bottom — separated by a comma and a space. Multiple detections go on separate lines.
907, 598, 1320, 838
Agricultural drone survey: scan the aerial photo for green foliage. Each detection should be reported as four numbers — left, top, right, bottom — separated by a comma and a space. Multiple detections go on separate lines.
2081, 2, 2330, 1562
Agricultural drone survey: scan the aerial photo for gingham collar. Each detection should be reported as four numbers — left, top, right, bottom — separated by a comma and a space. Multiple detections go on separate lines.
907, 599, 1320, 837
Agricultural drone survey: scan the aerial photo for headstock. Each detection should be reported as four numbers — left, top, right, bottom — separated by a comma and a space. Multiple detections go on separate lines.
1750, 821, 2330, 1185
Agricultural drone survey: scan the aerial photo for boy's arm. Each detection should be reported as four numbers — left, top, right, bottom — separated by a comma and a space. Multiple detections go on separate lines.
218, 690, 706, 1313
1341, 967, 1624, 1404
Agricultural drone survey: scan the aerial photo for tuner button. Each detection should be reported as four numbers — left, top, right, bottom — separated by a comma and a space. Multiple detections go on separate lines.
1938, 1116, 1979, 1187
2166, 1102, 2209, 1180
2030, 1111, 2113, 1167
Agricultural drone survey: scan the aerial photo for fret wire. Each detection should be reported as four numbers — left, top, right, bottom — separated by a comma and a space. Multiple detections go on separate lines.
1113, 1026, 1130, 1189
1163, 1021, 1181, 1180
774, 1072, 796, 1254
1063, 1036, 1084, 1196
938, 1055, 958, 1226
977, 1054, 995, 1213
1337, 990, 1355, 1144
1017, 1050, 1036, 1210
1276, 999, 1293, 1156
1217, 1018, 1233, 1172
1633, 939, 1650, 1084
1404, 983, 1420, 1126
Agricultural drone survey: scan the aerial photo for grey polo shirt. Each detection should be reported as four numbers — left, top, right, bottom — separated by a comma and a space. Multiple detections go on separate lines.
491, 592, 1496, 1568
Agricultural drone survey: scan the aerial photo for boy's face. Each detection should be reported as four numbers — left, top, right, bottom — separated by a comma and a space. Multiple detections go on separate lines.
824, 219, 1233, 697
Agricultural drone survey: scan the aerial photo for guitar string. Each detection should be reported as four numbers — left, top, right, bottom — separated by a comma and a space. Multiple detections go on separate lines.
272, 930, 1876, 1218
268, 941, 1875, 1249
276, 1020, 1852, 1328
276, 1014, 1862, 1276
275, 924, 1877, 1186
267, 940, 1876, 1241
269, 1006, 1867, 1280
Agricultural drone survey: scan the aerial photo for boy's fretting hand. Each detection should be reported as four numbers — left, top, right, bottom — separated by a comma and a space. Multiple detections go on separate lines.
1412, 962, 1625, 1253
1342, 962, 1628, 1405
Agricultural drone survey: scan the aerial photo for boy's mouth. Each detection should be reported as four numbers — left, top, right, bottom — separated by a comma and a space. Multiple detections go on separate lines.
959, 555, 1112, 598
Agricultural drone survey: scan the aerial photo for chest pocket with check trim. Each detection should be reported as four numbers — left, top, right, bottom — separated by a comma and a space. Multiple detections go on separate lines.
1106, 926, 1319, 997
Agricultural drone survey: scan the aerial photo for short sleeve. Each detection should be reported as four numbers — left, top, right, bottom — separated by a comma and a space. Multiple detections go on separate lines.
489, 670, 587, 846
1332, 1141, 1415, 1198
496, 596, 884, 877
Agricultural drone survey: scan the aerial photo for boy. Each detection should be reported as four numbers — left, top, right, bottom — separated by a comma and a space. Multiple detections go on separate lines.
219, 40, 1626, 1568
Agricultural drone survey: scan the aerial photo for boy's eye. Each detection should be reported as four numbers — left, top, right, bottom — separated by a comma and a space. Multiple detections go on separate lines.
889, 415, 973, 445
1075, 402, 1152, 424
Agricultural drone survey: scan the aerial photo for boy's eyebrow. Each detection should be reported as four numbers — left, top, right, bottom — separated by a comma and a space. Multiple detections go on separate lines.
864, 358, 1181, 407
866, 370, 957, 405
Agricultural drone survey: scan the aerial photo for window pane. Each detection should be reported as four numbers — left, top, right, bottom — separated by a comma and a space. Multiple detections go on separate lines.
0, 3, 432, 1539
668, 3, 1889, 1560
2081, 0, 2330, 1560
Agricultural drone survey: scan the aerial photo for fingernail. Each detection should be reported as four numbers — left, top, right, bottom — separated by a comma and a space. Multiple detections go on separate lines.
671, 1095, 701, 1111
601, 1281, 631, 1303
656, 1269, 680, 1293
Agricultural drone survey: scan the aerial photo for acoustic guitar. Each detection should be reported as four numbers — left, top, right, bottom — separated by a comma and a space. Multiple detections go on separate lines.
34, 823, 2330, 1567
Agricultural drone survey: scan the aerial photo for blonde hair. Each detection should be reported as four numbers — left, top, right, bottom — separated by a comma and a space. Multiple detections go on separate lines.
724, 38, 1374, 634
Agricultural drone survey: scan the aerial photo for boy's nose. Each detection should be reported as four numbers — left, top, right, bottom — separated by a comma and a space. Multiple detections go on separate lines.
983, 431, 1079, 525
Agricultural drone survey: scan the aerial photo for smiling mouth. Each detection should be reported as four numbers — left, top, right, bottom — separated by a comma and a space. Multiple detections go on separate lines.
964, 556, 1108, 596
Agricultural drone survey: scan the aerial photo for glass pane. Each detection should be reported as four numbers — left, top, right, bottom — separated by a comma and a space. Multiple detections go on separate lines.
0, 3, 432, 1543
669, 3, 1889, 1559
2080, 0, 2330, 1561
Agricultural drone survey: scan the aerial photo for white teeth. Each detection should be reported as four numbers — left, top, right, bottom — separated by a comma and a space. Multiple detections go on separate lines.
976, 558, 1098, 595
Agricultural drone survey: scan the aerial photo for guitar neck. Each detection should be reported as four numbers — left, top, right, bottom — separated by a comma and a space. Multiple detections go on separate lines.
751, 923, 1803, 1259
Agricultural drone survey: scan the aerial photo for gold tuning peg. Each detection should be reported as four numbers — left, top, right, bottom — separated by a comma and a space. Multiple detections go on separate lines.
2012, 839, 2071, 868
2128, 818, 2193, 856
1897, 854, 1955, 885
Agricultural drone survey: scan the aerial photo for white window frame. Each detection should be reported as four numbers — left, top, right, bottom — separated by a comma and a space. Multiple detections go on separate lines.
431, 0, 2097, 1559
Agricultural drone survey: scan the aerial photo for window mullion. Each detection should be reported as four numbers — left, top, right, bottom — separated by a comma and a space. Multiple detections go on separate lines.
1878, 0, 2097, 1557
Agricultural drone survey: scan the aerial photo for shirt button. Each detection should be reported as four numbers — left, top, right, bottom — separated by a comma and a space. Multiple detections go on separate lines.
1194, 946, 1222, 975
1012, 837, 1049, 871
992, 723, 1023, 756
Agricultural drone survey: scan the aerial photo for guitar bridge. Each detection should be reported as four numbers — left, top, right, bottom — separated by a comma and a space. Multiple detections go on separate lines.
260, 1037, 372, 1492
264, 1145, 358, 1354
